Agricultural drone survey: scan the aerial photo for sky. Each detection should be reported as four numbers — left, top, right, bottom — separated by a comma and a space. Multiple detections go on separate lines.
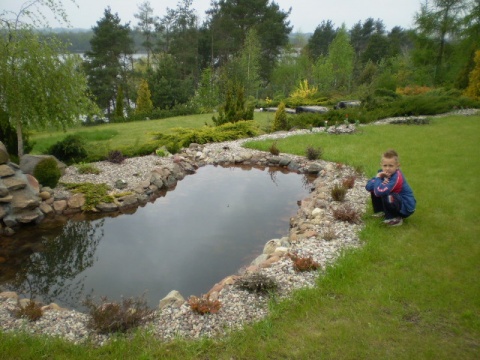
1, 0, 421, 33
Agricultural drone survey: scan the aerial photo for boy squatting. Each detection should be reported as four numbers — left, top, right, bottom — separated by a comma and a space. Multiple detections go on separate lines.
365, 149, 416, 226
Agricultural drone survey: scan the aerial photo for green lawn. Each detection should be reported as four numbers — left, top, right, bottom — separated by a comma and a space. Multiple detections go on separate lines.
2, 114, 479, 359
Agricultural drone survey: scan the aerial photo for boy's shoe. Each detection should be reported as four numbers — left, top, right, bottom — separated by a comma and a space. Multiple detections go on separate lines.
384, 217, 403, 226
372, 212, 385, 218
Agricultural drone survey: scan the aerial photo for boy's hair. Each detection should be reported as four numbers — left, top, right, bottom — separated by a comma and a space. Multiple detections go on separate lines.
382, 149, 399, 163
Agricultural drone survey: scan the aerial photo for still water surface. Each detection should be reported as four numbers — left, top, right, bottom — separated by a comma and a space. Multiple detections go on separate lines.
0, 165, 313, 310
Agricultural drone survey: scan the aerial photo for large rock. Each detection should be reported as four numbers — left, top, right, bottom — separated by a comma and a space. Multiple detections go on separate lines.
19, 155, 66, 176
0, 142, 9, 164
158, 290, 185, 310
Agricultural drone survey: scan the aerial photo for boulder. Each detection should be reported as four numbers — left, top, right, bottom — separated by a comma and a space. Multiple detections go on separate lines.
158, 290, 185, 310
19, 155, 66, 176
0, 142, 9, 164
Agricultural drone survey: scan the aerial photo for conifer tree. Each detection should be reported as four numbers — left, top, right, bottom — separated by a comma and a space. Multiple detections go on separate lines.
136, 79, 154, 114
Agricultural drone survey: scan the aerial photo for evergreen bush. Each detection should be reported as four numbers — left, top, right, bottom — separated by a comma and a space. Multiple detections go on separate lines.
48, 134, 88, 164
33, 157, 61, 188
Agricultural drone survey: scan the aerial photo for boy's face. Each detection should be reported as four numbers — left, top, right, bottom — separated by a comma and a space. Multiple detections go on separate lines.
381, 157, 399, 177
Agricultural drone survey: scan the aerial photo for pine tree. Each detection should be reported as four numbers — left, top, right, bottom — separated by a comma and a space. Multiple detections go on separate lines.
464, 50, 480, 100
136, 79, 154, 114
273, 102, 288, 131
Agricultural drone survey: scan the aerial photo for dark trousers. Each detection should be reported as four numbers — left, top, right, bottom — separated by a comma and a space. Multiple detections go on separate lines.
370, 192, 402, 220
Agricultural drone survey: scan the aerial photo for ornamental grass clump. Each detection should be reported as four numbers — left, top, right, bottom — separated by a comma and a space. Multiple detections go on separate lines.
342, 175, 356, 189
269, 141, 280, 155
331, 184, 348, 201
332, 204, 361, 224
188, 295, 222, 315
11, 299, 43, 322
235, 272, 278, 294
107, 150, 125, 164
306, 145, 323, 160
287, 253, 320, 272
83, 295, 154, 334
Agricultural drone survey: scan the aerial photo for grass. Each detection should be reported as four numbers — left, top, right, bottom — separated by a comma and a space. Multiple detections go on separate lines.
2, 115, 479, 359
30, 112, 275, 156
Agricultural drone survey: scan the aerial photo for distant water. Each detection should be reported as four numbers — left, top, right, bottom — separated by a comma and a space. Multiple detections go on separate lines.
0, 165, 313, 310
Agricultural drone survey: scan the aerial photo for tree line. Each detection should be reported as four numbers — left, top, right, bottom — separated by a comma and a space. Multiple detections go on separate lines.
1, 0, 479, 157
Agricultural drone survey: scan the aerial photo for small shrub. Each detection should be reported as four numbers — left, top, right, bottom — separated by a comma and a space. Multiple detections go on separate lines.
48, 134, 88, 164
11, 299, 43, 322
107, 150, 125, 164
188, 295, 222, 315
83, 295, 154, 334
33, 157, 61, 188
287, 253, 320, 272
333, 204, 361, 224
331, 184, 348, 201
269, 141, 280, 155
235, 272, 278, 294
62, 182, 112, 210
342, 176, 356, 189
76, 163, 101, 175
306, 145, 323, 160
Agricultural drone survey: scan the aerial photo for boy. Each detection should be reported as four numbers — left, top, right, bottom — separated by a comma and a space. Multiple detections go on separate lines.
365, 149, 416, 226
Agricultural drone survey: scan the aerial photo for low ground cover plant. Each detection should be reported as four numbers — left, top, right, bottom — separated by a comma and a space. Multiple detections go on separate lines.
331, 184, 348, 201
287, 253, 320, 272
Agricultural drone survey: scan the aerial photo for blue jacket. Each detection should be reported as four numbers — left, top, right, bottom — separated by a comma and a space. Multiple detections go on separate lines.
365, 169, 416, 216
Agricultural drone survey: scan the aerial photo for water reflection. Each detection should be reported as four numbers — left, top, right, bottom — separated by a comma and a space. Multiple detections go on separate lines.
0, 165, 314, 309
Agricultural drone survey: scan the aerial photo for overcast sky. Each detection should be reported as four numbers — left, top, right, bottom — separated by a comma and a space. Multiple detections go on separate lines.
1, 0, 421, 33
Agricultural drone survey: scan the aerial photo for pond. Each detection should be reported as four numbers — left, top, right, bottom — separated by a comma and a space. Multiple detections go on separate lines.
0, 165, 315, 310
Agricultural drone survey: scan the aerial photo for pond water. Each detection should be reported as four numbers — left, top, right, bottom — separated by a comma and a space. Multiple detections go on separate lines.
0, 165, 314, 310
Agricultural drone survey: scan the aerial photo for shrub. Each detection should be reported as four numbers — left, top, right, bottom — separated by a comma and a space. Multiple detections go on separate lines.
235, 272, 278, 294
269, 141, 280, 155
83, 295, 154, 334
333, 204, 361, 224
342, 176, 356, 189
33, 157, 61, 188
76, 163, 101, 175
48, 134, 88, 164
287, 253, 320, 272
11, 299, 43, 322
188, 295, 222, 315
331, 184, 347, 201
107, 150, 125, 164
306, 145, 323, 160
272, 102, 289, 131
152, 121, 260, 150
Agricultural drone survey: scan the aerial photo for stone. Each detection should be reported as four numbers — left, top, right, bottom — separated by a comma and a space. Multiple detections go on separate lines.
16, 209, 44, 224
67, 193, 85, 209
96, 202, 118, 212
0, 164, 15, 178
279, 157, 291, 167
0, 205, 7, 219
39, 202, 53, 215
53, 200, 68, 213
263, 239, 282, 255
25, 174, 40, 193
0, 291, 18, 299
0, 195, 13, 203
10, 189, 40, 211
307, 163, 322, 174
0, 142, 9, 164
39, 191, 51, 200
251, 254, 268, 267
0, 185, 9, 197
2, 177, 27, 191
117, 194, 138, 210
114, 179, 128, 190
158, 290, 185, 310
